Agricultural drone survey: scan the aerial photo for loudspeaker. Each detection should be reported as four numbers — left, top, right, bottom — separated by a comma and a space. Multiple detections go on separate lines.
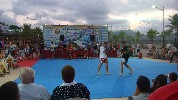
60, 35, 64, 41
90, 35, 95, 42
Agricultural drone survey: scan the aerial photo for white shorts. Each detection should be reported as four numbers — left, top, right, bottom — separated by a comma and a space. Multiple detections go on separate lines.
121, 58, 126, 63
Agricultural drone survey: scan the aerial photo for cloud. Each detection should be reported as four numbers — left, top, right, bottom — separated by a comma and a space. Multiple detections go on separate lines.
0, 0, 176, 34
0, 10, 18, 25
11, 0, 110, 24
12, 0, 29, 15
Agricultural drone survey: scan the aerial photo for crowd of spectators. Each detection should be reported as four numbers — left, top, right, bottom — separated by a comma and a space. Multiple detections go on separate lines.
146, 43, 178, 63
129, 72, 178, 100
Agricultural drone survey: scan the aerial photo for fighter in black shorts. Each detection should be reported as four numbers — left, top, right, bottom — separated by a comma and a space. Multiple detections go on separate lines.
119, 41, 133, 75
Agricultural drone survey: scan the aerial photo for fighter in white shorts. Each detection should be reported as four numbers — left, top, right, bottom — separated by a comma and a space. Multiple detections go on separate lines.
97, 42, 110, 75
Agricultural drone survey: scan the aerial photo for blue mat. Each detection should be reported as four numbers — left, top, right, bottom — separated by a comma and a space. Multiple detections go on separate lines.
15, 58, 177, 99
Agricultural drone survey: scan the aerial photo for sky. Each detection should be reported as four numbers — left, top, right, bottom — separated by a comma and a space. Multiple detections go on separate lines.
0, 0, 177, 34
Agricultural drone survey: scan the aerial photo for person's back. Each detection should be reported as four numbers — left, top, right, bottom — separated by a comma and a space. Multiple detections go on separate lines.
129, 75, 150, 100
51, 65, 90, 100
18, 67, 50, 100
51, 82, 90, 100
18, 83, 50, 100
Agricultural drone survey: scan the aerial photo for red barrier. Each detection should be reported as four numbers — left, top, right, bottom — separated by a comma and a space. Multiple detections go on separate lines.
43, 50, 117, 58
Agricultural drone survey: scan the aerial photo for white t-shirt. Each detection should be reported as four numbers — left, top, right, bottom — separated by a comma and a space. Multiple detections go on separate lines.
172, 47, 177, 52
99, 46, 107, 58
167, 43, 172, 49
50, 44, 55, 51
18, 83, 51, 100
137, 44, 140, 49
148, 44, 152, 50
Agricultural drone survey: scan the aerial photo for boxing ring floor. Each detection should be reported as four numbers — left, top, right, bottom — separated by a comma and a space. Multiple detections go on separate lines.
15, 58, 177, 99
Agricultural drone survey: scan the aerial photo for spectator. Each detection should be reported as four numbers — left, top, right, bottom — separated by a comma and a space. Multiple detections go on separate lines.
0, 49, 10, 73
0, 81, 20, 100
148, 81, 178, 100
149, 74, 167, 94
170, 45, 178, 63
0, 66, 5, 77
51, 65, 90, 100
128, 75, 150, 100
18, 67, 51, 100
168, 72, 177, 83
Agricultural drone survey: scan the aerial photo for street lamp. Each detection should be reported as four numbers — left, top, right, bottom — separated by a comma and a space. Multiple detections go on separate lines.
152, 5, 165, 47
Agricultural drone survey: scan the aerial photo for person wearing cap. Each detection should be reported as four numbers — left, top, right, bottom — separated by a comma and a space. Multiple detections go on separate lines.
119, 41, 133, 75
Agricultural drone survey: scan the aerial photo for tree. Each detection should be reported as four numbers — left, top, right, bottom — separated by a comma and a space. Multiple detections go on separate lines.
31, 27, 43, 42
0, 29, 3, 34
21, 24, 32, 40
160, 30, 172, 47
9, 25, 21, 33
112, 34, 120, 44
167, 14, 178, 44
135, 31, 142, 43
0, 22, 5, 25
146, 29, 159, 44
118, 31, 127, 42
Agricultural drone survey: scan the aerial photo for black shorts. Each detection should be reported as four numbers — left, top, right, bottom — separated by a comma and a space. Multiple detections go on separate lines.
122, 57, 128, 64
137, 49, 140, 53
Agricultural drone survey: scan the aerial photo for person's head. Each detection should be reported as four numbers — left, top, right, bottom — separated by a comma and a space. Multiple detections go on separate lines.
168, 72, 177, 83
136, 75, 150, 93
19, 67, 35, 84
62, 65, 75, 83
103, 42, 107, 47
0, 81, 20, 100
121, 41, 126, 46
156, 74, 167, 87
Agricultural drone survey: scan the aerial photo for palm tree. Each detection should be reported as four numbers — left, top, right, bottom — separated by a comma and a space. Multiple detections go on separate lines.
146, 29, 159, 44
160, 30, 171, 44
135, 31, 142, 43
31, 27, 43, 42
167, 14, 178, 44
21, 24, 32, 40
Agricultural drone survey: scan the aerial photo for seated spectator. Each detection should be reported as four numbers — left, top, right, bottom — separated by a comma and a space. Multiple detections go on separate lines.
51, 65, 90, 100
0, 50, 10, 73
128, 75, 150, 100
0, 63, 5, 77
0, 81, 20, 100
149, 74, 167, 94
168, 72, 177, 83
170, 45, 178, 63
6, 54, 18, 69
18, 67, 51, 100
148, 81, 178, 100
